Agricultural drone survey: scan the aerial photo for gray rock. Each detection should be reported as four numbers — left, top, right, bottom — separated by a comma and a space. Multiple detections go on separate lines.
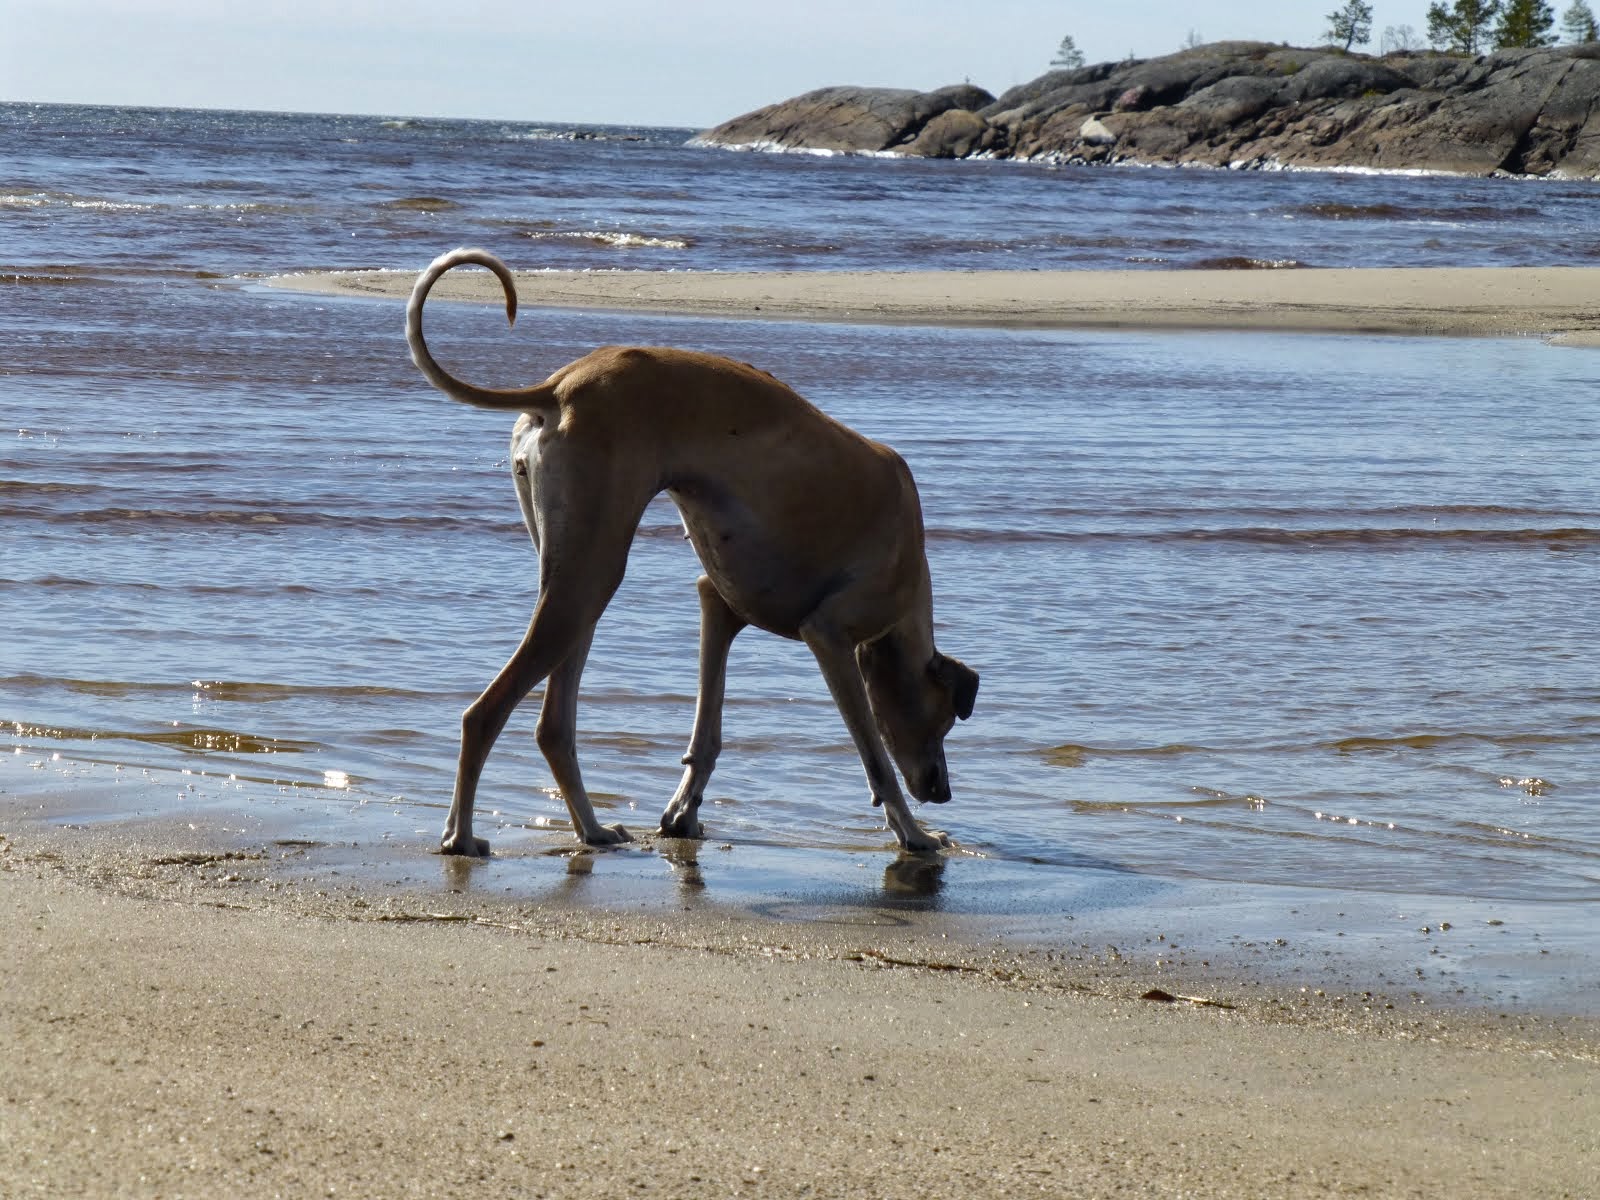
900, 108, 994, 158
695, 42, 1600, 177
1380, 53, 1463, 89
1302, 48, 1599, 174
1079, 116, 1118, 145
694, 83, 994, 155
1179, 76, 1287, 128
1113, 86, 1151, 113
1279, 57, 1412, 103
981, 64, 1124, 118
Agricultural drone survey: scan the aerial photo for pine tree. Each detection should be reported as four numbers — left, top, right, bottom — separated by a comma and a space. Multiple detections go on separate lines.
1427, 0, 1504, 51
1495, 0, 1558, 44
1327, 0, 1376, 49
1561, 0, 1599, 39
1051, 35, 1087, 69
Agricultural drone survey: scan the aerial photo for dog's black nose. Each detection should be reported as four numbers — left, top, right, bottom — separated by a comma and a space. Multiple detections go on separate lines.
922, 765, 951, 804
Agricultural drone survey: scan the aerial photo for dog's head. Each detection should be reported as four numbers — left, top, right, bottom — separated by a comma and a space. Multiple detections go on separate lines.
856, 636, 979, 804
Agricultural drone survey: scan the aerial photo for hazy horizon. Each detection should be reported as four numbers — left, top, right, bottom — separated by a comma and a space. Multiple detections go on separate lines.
6, 1, 1466, 128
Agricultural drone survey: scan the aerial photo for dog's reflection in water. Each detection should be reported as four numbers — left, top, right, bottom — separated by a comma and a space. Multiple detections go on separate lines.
882, 853, 946, 904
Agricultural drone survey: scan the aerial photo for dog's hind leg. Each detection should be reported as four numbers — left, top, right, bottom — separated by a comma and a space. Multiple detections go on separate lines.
535, 619, 633, 845
442, 458, 641, 855
443, 595, 593, 855
660, 576, 746, 838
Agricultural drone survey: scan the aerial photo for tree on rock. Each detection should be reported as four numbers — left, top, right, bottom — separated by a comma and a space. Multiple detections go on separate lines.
1327, 0, 1375, 49
1050, 35, 1086, 69
1561, 0, 1599, 39
1495, 0, 1557, 43
1427, 0, 1503, 51
1381, 22, 1425, 49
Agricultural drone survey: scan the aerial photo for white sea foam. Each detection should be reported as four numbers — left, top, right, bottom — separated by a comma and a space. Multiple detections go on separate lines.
686, 137, 844, 158
2, 190, 157, 212
68, 198, 156, 212
520, 229, 692, 250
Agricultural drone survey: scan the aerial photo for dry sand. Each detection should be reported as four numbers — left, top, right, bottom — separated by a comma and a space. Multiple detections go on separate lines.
266, 263, 1600, 343
3, 822, 1597, 1199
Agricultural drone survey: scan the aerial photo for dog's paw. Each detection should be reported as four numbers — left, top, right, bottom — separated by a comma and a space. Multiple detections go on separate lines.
582, 822, 634, 847
658, 812, 705, 839
439, 832, 491, 857
899, 827, 952, 855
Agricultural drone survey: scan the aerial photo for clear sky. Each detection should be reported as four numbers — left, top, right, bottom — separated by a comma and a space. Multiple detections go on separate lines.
6, 1, 1458, 128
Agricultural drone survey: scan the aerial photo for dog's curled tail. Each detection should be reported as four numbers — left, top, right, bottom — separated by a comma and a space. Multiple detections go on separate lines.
406, 248, 559, 412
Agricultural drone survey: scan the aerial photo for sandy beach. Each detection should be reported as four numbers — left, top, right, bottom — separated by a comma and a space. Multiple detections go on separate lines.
4, 816, 1597, 1199
267, 263, 1600, 343
7, 264, 1598, 1197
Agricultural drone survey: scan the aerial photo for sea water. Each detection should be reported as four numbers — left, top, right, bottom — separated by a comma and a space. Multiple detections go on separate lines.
2, 104, 1595, 1005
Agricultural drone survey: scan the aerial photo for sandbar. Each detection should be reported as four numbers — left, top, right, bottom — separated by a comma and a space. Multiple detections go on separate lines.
266, 264, 1600, 342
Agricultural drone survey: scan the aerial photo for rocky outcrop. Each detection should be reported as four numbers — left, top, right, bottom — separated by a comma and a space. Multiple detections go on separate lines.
693, 41, 1600, 177
690, 83, 996, 156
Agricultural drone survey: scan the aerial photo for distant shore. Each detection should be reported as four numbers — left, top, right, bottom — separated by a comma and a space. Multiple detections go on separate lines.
265, 264, 1600, 343
690, 44, 1600, 178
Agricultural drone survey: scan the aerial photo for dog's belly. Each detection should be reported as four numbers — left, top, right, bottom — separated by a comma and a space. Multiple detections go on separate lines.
668, 490, 827, 638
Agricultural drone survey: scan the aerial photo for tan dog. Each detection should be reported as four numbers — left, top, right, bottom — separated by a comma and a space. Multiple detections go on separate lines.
406, 248, 978, 856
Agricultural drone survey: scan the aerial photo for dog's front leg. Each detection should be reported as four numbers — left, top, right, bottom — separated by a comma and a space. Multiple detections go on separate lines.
661, 576, 746, 838
800, 618, 950, 854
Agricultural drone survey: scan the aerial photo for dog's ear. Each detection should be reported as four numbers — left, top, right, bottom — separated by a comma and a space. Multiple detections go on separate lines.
930, 654, 979, 721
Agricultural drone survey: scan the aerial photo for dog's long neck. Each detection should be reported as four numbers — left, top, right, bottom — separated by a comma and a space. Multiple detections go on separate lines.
882, 569, 937, 662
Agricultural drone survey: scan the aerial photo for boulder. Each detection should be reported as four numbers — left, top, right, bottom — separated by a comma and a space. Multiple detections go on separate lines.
694, 83, 994, 155
1079, 116, 1118, 145
900, 108, 995, 157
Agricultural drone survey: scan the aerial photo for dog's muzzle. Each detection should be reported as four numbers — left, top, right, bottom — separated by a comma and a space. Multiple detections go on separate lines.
917, 764, 952, 804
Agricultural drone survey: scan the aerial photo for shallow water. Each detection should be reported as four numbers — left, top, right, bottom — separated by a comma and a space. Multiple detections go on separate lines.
6, 292, 1595, 893
2, 103, 1597, 1005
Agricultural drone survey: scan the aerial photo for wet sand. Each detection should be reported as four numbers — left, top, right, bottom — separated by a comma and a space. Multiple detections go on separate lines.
4, 812, 1598, 1198
266, 263, 1600, 343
